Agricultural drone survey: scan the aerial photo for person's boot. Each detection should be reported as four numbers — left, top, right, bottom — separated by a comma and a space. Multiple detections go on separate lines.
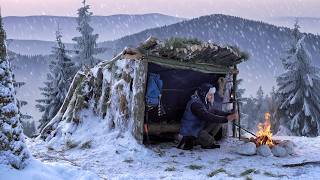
177, 136, 195, 150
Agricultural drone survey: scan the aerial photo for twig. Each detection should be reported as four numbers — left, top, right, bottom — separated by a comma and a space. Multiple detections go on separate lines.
282, 161, 320, 167
233, 123, 257, 137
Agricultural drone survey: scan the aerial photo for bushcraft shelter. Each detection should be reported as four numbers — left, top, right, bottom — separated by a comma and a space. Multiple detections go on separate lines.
40, 37, 248, 144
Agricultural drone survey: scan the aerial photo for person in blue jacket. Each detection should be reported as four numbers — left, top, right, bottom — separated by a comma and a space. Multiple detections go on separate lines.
177, 83, 238, 150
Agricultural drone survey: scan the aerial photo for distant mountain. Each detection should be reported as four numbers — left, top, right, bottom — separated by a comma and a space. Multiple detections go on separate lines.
7, 14, 320, 97
264, 17, 320, 35
7, 39, 74, 55
100, 14, 320, 95
3, 14, 185, 43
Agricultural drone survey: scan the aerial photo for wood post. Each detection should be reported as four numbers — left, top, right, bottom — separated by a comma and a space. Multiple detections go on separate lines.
132, 59, 148, 144
232, 65, 238, 138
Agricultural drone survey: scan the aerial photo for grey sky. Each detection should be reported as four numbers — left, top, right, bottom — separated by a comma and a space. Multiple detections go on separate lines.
1, 0, 319, 19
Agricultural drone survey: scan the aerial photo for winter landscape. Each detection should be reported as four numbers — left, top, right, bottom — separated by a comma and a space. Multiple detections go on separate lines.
1, 0, 320, 179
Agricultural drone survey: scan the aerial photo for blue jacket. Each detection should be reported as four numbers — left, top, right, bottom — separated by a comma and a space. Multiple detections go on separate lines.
146, 73, 163, 106
180, 94, 229, 138
180, 96, 205, 137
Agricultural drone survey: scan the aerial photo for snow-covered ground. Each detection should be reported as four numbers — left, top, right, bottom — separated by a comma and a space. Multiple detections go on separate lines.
0, 158, 99, 180
17, 134, 320, 180
3, 109, 320, 180
2, 109, 320, 179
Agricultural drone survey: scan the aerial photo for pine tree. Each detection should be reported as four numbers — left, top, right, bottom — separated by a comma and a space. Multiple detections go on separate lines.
255, 86, 267, 122
21, 120, 36, 138
276, 21, 320, 136
36, 29, 77, 131
72, 0, 105, 68
8, 51, 34, 135
236, 79, 249, 130
0, 12, 30, 169
268, 86, 280, 133
242, 96, 257, 130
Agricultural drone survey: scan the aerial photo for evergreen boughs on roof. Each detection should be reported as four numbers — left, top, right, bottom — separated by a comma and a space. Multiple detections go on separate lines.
138, 37, 248, 67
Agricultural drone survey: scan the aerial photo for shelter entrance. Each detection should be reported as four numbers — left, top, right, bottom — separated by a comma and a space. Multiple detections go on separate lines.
144, 62, 225, 143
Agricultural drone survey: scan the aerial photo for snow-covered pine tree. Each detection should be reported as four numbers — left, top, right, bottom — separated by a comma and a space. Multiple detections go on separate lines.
276, 21, 320, 136
0, 12, 30, 169
13, 75, 35, 137
72, 0, 105, 68
36, 29, 77, 131
7, 51, 34, 135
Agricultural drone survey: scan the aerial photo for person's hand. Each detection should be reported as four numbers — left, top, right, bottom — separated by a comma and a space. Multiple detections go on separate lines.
227, 113, 239, 121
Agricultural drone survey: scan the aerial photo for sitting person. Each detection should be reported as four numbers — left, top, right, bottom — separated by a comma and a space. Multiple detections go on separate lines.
177, 83, 238, 150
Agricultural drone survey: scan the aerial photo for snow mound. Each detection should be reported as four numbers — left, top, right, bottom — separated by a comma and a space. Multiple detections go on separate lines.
0, 159, 99, 180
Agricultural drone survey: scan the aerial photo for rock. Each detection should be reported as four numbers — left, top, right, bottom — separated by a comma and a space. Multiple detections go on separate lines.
279, 140, 295, 155
236, 142, 256, 156
257, 145, 272, 157
271, 145, 288, 157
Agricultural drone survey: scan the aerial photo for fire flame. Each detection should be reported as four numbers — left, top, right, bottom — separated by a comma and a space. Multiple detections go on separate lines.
255, 112, 274, 147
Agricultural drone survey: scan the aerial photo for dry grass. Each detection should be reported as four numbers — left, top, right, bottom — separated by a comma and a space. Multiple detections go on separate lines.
185, 164, 203, 170
207, 168, 226, 177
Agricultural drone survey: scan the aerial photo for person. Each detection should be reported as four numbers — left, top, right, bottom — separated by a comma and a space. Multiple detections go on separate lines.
177, 83, 238, 150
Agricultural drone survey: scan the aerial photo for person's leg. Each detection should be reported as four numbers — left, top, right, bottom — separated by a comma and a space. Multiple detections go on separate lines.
214, 127, 223, 141
197, 130, 220, 149
208, 123, 223, 138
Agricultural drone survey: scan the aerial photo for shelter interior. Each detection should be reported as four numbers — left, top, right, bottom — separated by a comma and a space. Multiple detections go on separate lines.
144, 62, 226, 143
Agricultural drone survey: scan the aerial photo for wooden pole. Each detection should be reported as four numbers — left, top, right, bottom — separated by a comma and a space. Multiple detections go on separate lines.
232, 65, 238, 138
237, 101, 241, 140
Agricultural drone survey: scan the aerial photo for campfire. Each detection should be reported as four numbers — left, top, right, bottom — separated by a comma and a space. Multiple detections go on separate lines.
255, 112, 274, 147
249, 112, 277, 148
238, 112, 294, 157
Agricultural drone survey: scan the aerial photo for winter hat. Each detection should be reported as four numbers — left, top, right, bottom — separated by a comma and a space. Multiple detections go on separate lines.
197, 83, 214, 103
205, 87, 216, 105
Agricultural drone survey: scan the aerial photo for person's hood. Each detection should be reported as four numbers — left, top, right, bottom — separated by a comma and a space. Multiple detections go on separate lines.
196, 83, 216, 104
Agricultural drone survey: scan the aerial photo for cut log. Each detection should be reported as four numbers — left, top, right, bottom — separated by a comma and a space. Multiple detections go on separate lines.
147, 123, 180, 135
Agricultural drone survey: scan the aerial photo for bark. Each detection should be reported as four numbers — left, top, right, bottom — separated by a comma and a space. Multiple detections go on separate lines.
132, 60, 148, 143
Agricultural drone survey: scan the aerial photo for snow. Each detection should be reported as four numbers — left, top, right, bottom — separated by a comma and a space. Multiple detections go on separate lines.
0, 159, 99, 180
24, 127, 320, 179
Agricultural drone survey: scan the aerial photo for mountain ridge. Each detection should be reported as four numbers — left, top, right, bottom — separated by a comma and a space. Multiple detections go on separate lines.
3, 13, 185, 43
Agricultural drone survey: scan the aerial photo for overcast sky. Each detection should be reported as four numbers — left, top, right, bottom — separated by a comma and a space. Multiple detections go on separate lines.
1, 0, 320, 19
